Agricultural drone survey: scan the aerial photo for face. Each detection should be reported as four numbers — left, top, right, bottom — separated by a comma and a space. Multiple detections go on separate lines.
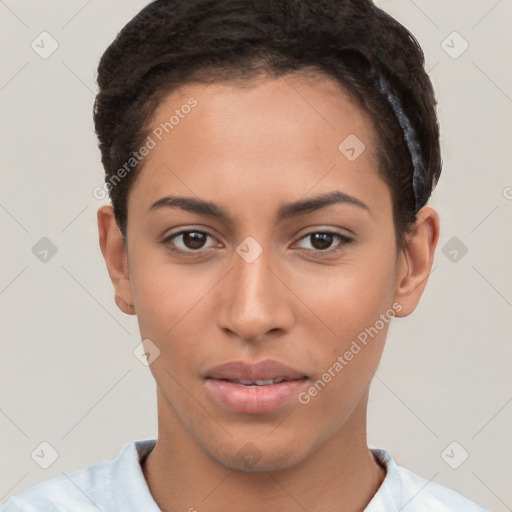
101, 70, 431, 473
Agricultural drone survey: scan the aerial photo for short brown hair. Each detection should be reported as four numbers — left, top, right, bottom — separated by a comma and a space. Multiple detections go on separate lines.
93, 0, 441, 247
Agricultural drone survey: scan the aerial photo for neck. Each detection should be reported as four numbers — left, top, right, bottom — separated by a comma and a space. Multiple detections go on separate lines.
142, 389, 386, 512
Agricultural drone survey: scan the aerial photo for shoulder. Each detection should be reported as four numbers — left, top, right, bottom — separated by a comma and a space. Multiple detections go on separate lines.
396, 465, 488, 511
0, 440, 156, 512
0, 456, 117, 511
368, 449, 489, 512
0, 465, 109, 511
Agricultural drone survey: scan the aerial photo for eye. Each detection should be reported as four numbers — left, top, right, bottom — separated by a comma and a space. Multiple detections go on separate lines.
296, 231, 354, 254
162, 230, 218, 253
162, 229, 354, 256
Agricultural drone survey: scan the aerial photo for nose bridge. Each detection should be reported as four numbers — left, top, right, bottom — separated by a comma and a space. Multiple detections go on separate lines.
218, 237, 292, 341
236, 244, 272, 302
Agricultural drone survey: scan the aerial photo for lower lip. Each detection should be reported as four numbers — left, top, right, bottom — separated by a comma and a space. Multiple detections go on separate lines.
204, 378, 309, 414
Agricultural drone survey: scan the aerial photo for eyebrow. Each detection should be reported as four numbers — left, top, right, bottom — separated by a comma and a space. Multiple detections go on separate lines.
148, 190, 370, 222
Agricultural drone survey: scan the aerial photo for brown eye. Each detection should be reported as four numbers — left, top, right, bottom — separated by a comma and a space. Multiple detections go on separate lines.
181, 232, 208, 250
310, 233, 335, 251
163, 230, 216, 252
297, 231, 354, 254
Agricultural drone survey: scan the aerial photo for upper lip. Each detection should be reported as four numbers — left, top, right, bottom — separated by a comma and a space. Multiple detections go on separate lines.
205, 359, 308, 381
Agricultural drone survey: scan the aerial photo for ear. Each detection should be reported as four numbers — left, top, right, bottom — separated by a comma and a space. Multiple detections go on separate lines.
97, 205, 136, 315
394, 206, 440, 317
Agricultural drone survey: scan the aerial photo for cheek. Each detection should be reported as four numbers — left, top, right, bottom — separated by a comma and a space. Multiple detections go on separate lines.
130, 269, 180, 340
295, 245, 397, 396
128, 250, 223, 372
298, 284, 393, 423
129, 248, 198, 333
296, 250, 397, 347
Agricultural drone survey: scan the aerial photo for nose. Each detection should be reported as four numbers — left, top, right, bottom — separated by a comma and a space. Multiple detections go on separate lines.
216, 242, 294, 343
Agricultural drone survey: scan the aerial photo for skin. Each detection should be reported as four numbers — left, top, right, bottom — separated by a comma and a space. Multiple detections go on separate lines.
98, 70, 439, 512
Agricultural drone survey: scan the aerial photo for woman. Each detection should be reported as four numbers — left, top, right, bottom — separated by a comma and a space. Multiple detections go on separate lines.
2, 0, 488, 510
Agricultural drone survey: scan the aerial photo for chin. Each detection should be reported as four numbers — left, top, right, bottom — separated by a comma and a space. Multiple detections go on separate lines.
201, 435, 313, 474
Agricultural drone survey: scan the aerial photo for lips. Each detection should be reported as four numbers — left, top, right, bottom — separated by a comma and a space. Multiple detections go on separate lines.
204, 359, 309, 414
226, 377, 289, 386
205, 359, 308, 383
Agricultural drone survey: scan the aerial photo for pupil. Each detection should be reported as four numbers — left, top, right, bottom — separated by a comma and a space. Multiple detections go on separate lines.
311, 233, 332, 250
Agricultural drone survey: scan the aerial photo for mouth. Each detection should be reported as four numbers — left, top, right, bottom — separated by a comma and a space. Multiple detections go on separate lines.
213, 376, 306, 386
205, 359, 308, 382
204, 360, 309, 414
212, 377, 304, 386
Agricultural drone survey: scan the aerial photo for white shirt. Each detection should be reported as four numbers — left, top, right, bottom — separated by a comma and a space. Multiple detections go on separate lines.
0, 439, 488, 511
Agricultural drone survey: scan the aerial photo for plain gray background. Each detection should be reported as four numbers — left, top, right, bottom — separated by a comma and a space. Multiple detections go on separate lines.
1, 0, 511, 510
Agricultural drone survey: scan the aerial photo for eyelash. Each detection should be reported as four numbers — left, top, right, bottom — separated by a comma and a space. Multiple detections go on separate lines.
162, 229, 354, 256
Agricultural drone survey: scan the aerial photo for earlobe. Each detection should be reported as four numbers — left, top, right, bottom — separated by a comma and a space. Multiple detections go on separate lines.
394, 206, 440, 317
97, 205, 136, 316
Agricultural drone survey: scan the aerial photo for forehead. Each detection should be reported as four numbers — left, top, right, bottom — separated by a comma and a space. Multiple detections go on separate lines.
150, 70, 376, 155
128, 71, 391, 221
